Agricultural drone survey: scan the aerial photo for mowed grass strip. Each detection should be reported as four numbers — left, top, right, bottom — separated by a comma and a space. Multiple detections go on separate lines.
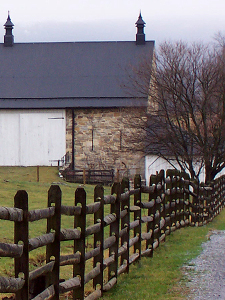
102, 209, 225, 300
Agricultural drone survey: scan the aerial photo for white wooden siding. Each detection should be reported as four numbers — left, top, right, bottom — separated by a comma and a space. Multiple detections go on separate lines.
0, 109, 66, 166
145, 155, 206, 185
145, 155, 225, 184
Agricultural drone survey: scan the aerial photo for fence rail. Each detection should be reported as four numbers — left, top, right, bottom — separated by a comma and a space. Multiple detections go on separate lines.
0, 169, 225, 299
61, 169, 114, 185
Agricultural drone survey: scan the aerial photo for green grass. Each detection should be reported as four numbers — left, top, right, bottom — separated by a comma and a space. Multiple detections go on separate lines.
0, 166, 225, 299
102, 210, 225, 300
0, 167, 101, 244
0, 166, 111, 298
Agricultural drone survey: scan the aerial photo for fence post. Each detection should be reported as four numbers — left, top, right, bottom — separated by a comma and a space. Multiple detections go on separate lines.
83, 169, 86, 185
206, 183, 213, 222
166, 170, 176, 233
133, 174, 142, 261
14, 190, 29, 300
146, 174, 156, 257
111, 169, 114, 184
73, 187, 86, 300
218, 177, 223, 215
108, 182, 120, 282
46, 185, 62, 300
158, 170, 166, 243
93, 185, 104, 295
193, 181, 200, 225
210, 179, 218, 221
218, 178, 222, 214
150, 173, 162, 250
222, 176, 225, 208
182, 172, 190, 226
172, 170, 178, 229
199, 184, 204, 225
180, 172, 185, 227
210, 180, 216, 220
37, 166, 40, 182
175, 170, 181, 228
120, 177, 130, 273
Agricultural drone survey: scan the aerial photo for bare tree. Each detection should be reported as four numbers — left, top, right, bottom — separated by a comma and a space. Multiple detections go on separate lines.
124, 40, 225, 183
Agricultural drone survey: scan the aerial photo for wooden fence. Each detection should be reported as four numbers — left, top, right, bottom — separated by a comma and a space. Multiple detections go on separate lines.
60, 169, 114, 185
0, 169, 225, 300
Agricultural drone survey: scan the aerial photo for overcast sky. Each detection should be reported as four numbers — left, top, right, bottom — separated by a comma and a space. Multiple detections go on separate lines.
0, 0, 224, 45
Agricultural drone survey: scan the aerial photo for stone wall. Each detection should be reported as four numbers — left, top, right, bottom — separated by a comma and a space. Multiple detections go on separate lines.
66, 107, 145, 180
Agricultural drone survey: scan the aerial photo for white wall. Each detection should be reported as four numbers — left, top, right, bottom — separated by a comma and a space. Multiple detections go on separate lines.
145, 155, 225, 185
0, 109, 66, 166
145, 155, 206, 185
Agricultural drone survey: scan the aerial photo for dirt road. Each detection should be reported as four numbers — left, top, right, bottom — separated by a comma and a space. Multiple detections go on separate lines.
185, 230, 225, 299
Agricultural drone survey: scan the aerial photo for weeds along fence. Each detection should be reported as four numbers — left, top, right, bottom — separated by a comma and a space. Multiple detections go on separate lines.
0, 169, 225, 300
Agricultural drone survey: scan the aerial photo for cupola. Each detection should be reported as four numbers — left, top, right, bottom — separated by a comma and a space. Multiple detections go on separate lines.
4, 12, 14, 47
135, 12, 145, 45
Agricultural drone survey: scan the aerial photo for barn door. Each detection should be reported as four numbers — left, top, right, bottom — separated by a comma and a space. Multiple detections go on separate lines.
0, 109, 66, 166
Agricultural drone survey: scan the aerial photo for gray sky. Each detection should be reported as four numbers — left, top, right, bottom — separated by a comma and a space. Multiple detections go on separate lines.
0, 0, 224, 44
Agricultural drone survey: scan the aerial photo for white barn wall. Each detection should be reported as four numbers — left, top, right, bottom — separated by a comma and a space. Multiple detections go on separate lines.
0, 112, 20, 165
145, 155, 206, 185
0, 109, 66, 166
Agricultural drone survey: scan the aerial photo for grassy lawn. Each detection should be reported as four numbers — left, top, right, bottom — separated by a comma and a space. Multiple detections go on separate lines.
102, 210, 225, 300
0, 167, 99, 243
0, 166, 111, 298
0, 166, 224, 299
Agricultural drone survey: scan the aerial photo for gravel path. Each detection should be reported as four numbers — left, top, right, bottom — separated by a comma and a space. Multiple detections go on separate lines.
185, 230, 225, 299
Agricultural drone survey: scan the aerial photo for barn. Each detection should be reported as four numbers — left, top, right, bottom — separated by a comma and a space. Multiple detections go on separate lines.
0, 13, 154, 180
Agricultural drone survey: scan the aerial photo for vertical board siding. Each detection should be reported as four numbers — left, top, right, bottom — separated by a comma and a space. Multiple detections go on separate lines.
0, 109, 66, 166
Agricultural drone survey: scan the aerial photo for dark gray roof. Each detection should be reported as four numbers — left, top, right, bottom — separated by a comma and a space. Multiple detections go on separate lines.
0, 40, 154, 108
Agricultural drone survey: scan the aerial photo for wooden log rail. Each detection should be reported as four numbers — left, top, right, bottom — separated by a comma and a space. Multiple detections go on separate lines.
0, 170, 225, 300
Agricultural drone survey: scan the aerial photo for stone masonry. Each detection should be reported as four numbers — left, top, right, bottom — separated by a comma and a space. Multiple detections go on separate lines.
66, 108, 145, 180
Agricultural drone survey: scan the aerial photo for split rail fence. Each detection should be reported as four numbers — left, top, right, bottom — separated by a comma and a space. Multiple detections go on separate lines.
61, 169, 114, 185
0, 169, 225, 300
